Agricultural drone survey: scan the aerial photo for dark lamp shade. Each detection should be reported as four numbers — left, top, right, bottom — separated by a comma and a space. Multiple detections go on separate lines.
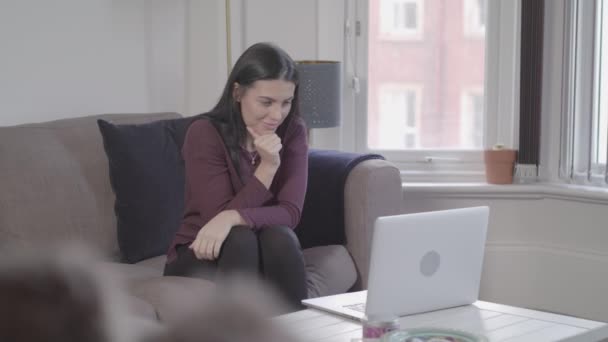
296, 61, 341, 129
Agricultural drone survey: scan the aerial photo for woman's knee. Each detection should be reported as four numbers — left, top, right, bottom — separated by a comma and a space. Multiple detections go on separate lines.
223, 225, 258, 252
217, 226, 259, 275
258, 226, 302, 254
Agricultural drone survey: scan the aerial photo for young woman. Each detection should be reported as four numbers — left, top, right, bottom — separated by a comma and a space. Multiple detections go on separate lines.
164, 43, 308, 309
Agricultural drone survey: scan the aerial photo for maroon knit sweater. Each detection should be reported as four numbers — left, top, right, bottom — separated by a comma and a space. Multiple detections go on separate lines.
166, 116, 308, 263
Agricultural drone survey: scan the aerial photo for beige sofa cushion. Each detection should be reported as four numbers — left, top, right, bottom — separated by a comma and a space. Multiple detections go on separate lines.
0, 113, 180, 259
129, 276, 215, 325
303, 245, 357, 298
136, 255, 168, 272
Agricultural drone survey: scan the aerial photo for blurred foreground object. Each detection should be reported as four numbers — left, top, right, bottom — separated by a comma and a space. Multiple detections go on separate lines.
146, 273, 301, 342
0, 243, 143, 342
0, 242, 300, 342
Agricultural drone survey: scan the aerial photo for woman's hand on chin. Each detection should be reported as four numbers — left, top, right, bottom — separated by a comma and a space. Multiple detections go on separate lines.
247, 126, 281, 168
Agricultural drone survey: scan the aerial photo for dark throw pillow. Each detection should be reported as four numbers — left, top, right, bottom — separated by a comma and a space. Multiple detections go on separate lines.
98, 117, 198, 263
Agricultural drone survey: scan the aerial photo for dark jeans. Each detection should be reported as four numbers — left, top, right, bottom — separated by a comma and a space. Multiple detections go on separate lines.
164, 225, 307, 309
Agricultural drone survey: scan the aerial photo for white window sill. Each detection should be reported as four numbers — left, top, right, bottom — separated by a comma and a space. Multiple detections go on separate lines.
402, 182, 608, 204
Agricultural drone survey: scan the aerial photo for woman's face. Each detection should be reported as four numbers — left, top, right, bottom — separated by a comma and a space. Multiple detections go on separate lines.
235, 79, 296, 137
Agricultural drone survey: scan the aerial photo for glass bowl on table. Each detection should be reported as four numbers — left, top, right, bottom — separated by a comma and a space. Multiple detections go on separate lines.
380, 327, 488, 342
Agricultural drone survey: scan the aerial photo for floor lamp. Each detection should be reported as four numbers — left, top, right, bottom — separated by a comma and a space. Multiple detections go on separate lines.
296, 60, 342, 142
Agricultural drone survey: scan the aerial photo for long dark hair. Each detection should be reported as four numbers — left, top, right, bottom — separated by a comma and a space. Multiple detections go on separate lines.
204, 42, 300, 178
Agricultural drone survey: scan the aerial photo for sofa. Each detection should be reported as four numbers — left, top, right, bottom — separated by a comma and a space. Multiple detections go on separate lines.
0, 112, 402, 324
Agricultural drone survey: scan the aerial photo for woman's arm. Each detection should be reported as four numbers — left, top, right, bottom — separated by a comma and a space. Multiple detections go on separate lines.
188, 209, 247, 260
181, 120, 274, 229
237, 119, 308, 229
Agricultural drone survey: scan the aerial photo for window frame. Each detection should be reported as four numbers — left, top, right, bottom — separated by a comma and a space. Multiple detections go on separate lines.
353, 0, 521, 182
599, 0, 608, 172
592, 0, 607, 183
557, 0, 607, 186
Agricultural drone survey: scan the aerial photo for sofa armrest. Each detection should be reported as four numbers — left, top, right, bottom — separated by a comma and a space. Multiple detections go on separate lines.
343, 159, 402, 290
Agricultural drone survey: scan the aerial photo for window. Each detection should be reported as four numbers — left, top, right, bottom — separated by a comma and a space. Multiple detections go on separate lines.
353, 0, 518, 181
460, 89, 484, 149
464, 0, 487, 37
379, 0, 423, 40
560, 0, 608, 186
371, 0, 484, 150
375, 85, 421, 149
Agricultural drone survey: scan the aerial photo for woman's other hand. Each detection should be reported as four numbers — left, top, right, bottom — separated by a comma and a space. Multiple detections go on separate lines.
189, 211, 244, 260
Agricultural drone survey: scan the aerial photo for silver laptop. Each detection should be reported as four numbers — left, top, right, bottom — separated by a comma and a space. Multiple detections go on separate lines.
302, 206, 489, 321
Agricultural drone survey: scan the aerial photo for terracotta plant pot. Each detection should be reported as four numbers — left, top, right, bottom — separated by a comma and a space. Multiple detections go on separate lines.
484, 149, 517, 184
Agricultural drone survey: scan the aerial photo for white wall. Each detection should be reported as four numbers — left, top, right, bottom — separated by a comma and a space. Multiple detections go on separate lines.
0, 0, 224, 126
185, 0, 228, 116
144, 0, 187, 115
0, 0, 345, 149
0, 0, 148, 125
234, 0, 318, 60
402, 187, 608, 323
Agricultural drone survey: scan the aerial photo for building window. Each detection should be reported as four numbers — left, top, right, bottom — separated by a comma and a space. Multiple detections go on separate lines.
379, 0, 424, 40
464, 0, 486, 37
372, 0, 485, 150
460, 89, 484, 149
376, 85, 421, 149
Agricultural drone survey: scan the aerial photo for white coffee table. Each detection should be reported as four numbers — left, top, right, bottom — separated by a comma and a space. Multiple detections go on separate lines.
274, 301, 608, 342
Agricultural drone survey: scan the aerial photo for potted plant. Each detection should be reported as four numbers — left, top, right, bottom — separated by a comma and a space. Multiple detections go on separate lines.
484, 144, 517, 184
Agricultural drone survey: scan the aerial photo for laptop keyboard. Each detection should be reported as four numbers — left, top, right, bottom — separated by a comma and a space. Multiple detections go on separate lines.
343, 303, 366, 313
